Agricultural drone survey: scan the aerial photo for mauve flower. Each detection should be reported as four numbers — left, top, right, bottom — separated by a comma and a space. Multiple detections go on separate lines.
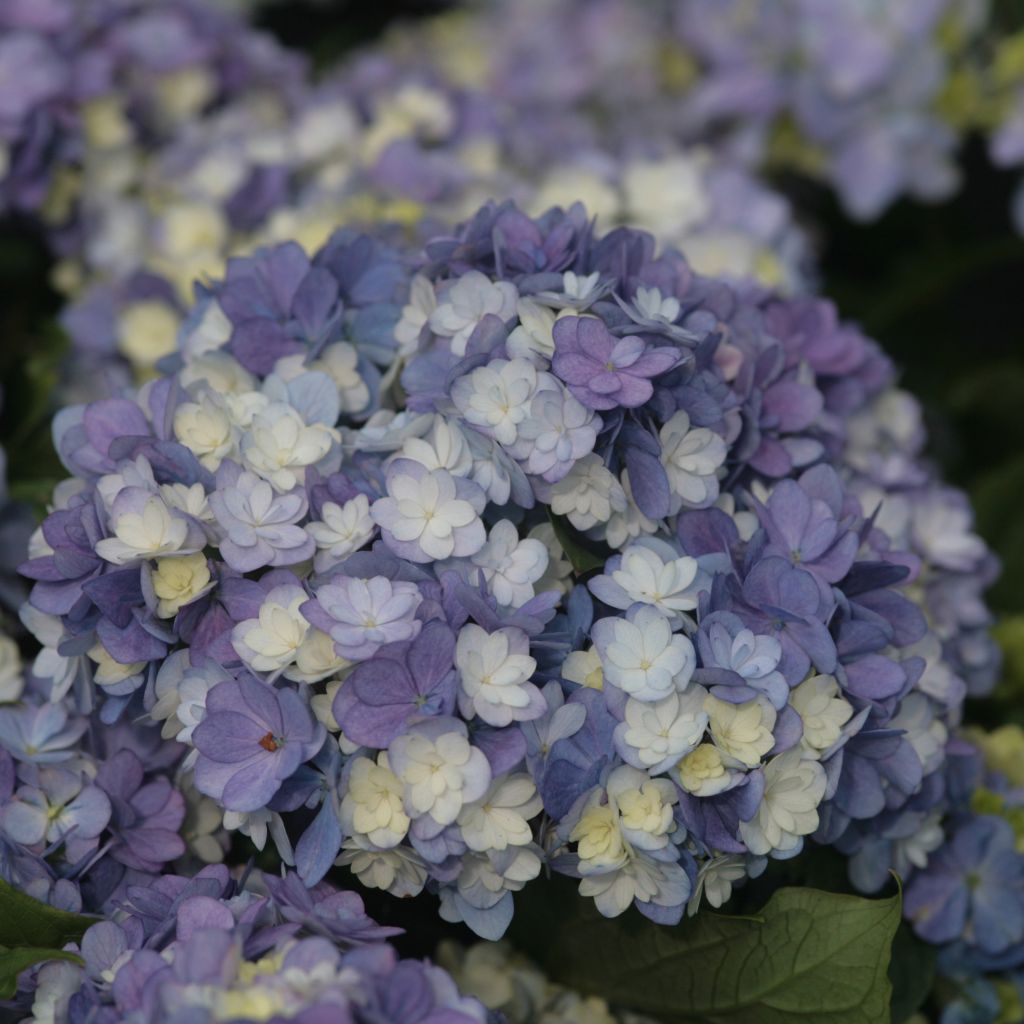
552, 316, 680, 410
96, 750, 187, 873
193, 677, 325, 812
209, 462, 314, 572
332, 620, 458, 748
302, 575, 422, 661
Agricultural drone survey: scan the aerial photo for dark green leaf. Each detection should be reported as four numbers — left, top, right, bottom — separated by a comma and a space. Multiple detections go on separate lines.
0, 878, 96, 951
548, 513, 607, 574
888, 923, 936, 1022
511, 875, 900, 1023
0, 947, 83, 999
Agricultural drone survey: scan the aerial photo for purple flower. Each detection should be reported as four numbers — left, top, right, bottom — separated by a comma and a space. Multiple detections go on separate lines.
727, 556, 837, 685
905, 815, 1024, 955
193, 677, 325, 813
552, 316, 680, 410
1, 765, 111, 853
332, 620, 458, 748
302, 575, 422, 661
210, 462, 315, 572
219, 242, 342, 375
754, 467, 858, 593
95, 750, 187, 873
0, 703, 87, 763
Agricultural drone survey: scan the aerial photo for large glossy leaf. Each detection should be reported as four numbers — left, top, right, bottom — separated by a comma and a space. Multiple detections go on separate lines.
0, 879, 95, 953
0, 947, 83, 999
0, 880, 95, 998
888, 923, 936, 1023
511, 876, 900, 1023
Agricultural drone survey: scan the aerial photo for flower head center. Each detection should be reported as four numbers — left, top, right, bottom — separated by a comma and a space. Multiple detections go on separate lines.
259, 732, 282, 752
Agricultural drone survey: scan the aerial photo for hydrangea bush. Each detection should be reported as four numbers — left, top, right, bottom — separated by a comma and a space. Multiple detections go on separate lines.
7, 866, 489, 1023
54, 52, 810, 395
10, 199, 1007, 970
0, 0, 304, 222
381, 0, 1024, 230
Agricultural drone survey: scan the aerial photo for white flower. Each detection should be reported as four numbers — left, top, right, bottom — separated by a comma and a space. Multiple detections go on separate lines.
604, 470, 658, 551
911, 492, 988, 571
570, 796, 627, 874
457, 624, 540, 728
739, 750, 827, 856
96, 496, 190, 565
284, 629, 351, 684
306, 495, 376, 573
505, 298, 557, 364
389, 722, 492, 830
394, 273, 437, 356
241, 401, 337, 492
467, 520, 548, 609
340, 753, 410, 848
622, 155, 710, 237
659, 410, 727, 510
577, 841, 690, 920
150, 552, 211, 618
530, 166, 620, 225
19, 607, 82, 704
428, 270, 518, 356
160, 482, 215, 526
371, 463, 485, 562
223, 389, 271, 429
0, 636, 23, 703
88, 644, 145, 689
790, 674, 854, 758
116, 300, 180, 371
633, 285, 681, 324
562, 647, 604, 690
689, 854, 749, 913
509, 384, 598, 483
457, 774, 543, 852
550, 454, 626, 531
675, 743, 735, 797
399, 415, 474, 477
313, 342, 370, 414
890, 693, 948, 776
173, 391, 237, 470
592, 605, 696, 703
451, 357, 540, 446
337, 836, 428, 898
616, 688, 709, 775
704, 694, 777, 768
562, 271, 601, 302
894, 811, 945, 872
232, 584, 311, 675
606, 765, 677, 852
223, 808, 293, 864
596, 539, 702, 626
180, 302, 234, 364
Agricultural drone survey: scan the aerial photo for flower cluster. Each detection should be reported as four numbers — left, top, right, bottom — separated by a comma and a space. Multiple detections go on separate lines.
13, 200, 1001, 948
7, 866, 488, 1024
56, 47, 811, 395
380, 0, 1024, 231
0, 0, 304, 221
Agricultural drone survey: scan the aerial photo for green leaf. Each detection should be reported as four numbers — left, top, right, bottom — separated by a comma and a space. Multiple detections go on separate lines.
888, 923, 936, 1023
0, 947, 83, 999
0, 878, 96, 951
510, 876, 900, 1023
548, 513, 607, 574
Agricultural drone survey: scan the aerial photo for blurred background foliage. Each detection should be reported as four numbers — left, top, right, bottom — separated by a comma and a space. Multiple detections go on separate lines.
1, 0, 1023, 697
